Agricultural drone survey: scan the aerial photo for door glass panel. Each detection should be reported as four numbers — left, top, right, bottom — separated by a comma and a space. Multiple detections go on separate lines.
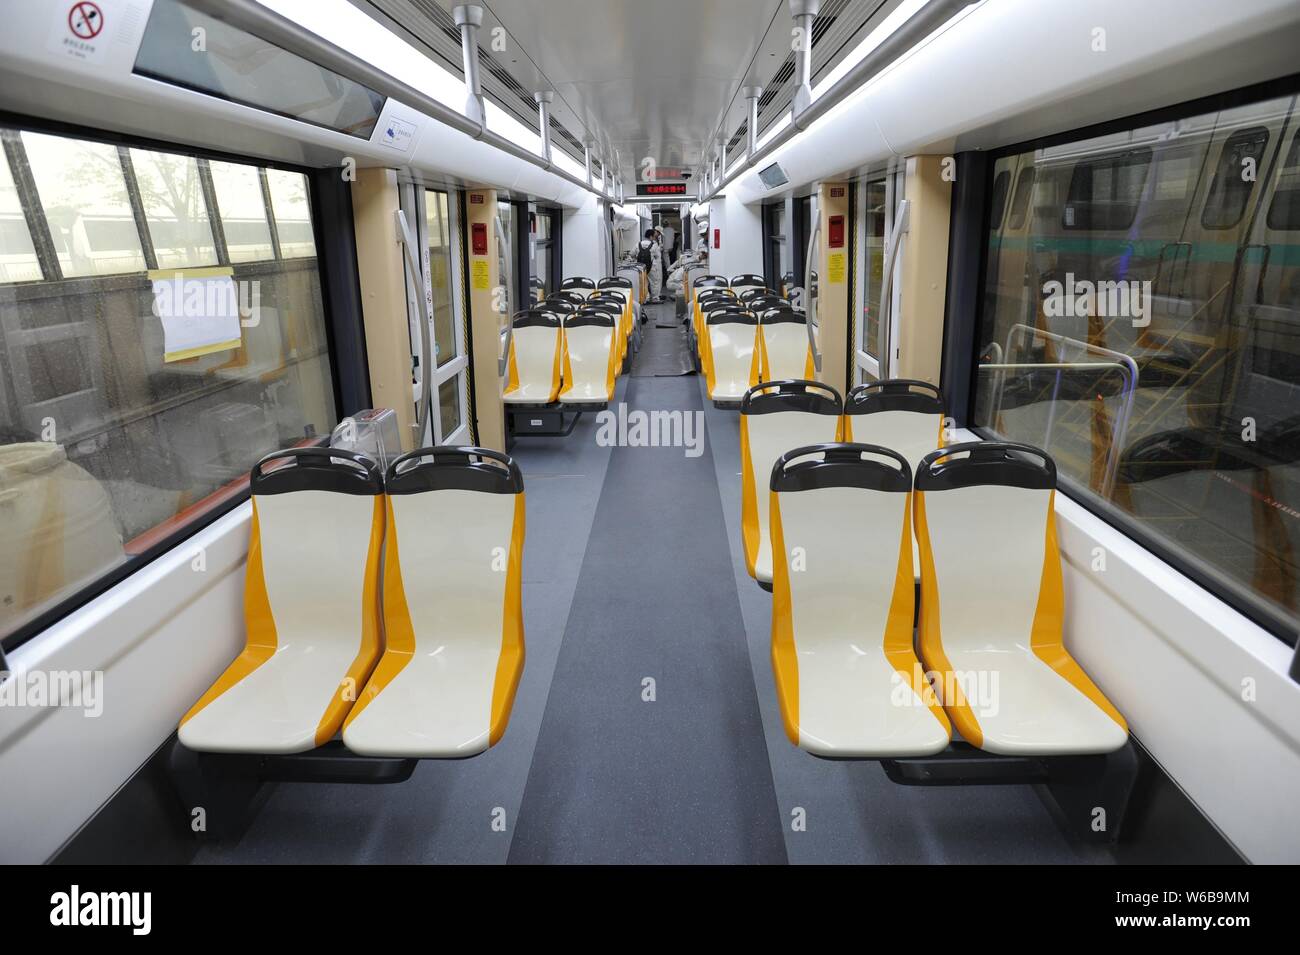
424, 189, 457, 366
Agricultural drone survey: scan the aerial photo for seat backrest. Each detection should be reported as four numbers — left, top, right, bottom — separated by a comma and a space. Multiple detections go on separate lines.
913, 442, 1060, 655
745, 293, 786, 312
178, 447, 385, 748
758, 307, 813, 382
731, 273, 766, 291
244, 447, 385, 647
560, 276, 596, 297
738, 287, 775, 304
598, 276, 633, 292
543, 297, 578, 315
705, 310, 759, 397
843, 379, 945, 476
551, 289, 587, 307
371, 446, 525, 741
583, 297, 622, 316
505, 309, 562, 399
769, 443, 920, 742
561, 310, 617, 399
739, 381, 842, 581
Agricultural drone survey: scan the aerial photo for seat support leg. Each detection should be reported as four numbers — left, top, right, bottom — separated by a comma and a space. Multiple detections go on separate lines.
169, 739, 416, 843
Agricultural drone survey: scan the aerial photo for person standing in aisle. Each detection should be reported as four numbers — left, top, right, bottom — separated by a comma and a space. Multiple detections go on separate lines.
638, 228, 664, 302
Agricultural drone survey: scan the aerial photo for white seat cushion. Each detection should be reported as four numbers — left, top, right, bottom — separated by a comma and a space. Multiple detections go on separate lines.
918, 482, 1127, 755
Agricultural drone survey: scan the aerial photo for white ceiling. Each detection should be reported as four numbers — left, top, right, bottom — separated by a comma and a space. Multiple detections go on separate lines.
476, 0, 785, 182
360, 0, 903, 189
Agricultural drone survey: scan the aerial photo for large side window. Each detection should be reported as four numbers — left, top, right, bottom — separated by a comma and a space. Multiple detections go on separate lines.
0, 124, 339, 648
22, 132, 146, 277
0, 141, 42, 284
971, 93, 1300, 640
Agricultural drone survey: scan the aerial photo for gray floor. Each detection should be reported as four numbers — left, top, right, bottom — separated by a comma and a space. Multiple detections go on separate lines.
196, 305, 1094, 865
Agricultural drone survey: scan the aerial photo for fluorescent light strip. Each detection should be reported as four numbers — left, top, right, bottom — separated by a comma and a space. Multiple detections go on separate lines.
255, 0, 600, 194
257, 0, 466, 109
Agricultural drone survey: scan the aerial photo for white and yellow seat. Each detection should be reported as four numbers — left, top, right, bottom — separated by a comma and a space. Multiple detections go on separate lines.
757, 306, 816, 382
559, 276, 597, 300
502, 309, 563, 405
770, 443, 951, 758
179, 448, 385, 754
343, 448, 525, 758
696, 294, 739, 375
704, 309, 760, 404
843, 379, 946, 576
583, 295, 627, 365
559, 309, 617, 406
739, 380, 842, 586
730, 273, 767, 295
914, 442, 1129, 756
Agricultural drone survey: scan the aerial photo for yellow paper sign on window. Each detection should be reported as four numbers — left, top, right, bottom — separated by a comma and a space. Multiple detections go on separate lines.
150, 267, 243, 362
472, 260, 491, 290
828, 252, 846, 284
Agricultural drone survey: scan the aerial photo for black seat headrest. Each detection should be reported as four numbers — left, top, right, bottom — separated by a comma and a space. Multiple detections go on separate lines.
386, 446, 524, 495
772, 443, 912, 494
846, 379, 944, 415
915, 441, 1056, 492
252, 447, 383, 496
740, 379, 842, 417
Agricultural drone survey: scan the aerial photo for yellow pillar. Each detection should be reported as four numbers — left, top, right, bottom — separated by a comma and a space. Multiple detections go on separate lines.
466, 188, 506, 451
897, 156, 952, 385
351, 168, 416, 450
816, 181, 851, 398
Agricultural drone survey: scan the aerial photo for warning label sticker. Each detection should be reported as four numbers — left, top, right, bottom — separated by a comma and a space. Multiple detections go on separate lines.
827, 252, 846, 284
471, 260, 491, 291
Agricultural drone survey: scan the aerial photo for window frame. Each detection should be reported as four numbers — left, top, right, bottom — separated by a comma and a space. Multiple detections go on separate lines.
0, 110, 364, 653
955, 75, 1300, 648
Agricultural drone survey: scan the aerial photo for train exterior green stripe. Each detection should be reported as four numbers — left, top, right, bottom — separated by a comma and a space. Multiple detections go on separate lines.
988, 235, 1300, 264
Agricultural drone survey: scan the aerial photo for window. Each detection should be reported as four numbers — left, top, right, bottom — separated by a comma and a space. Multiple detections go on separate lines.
422, 190, 454, 367
0, 141, 41, 283
764, 202, 790, 292
1265, 130, 1300, 231
22, 132, 145, 277
128, 148, 218, 269
988, 169, 1011, 231
0, 124, 339, 649
1202, 127, 1269, 230
529, 206, 557, 303
861, 179, 887, 362
266, 169, 316, 258
208, 160, 274, 263
972, 94, 1300, 640
134, 0, 386, 140
1007, 166, 1036, 230
1063, 149, 1150, 230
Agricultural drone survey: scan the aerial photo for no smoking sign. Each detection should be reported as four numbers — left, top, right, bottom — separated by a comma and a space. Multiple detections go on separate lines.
48, 0, 118, 64
68, 2, 105, 40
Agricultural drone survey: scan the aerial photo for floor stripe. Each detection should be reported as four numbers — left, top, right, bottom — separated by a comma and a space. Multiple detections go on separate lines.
507, 367, 788, 863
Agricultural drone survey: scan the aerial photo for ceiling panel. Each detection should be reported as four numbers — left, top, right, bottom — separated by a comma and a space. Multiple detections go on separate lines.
355, 0, 906, 189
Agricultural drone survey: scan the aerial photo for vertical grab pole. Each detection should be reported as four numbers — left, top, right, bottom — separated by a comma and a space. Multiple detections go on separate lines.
395, 208, 433, 445
877, 197, 911, 377
804, 216, 822, 372
495, 212, 514, 377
